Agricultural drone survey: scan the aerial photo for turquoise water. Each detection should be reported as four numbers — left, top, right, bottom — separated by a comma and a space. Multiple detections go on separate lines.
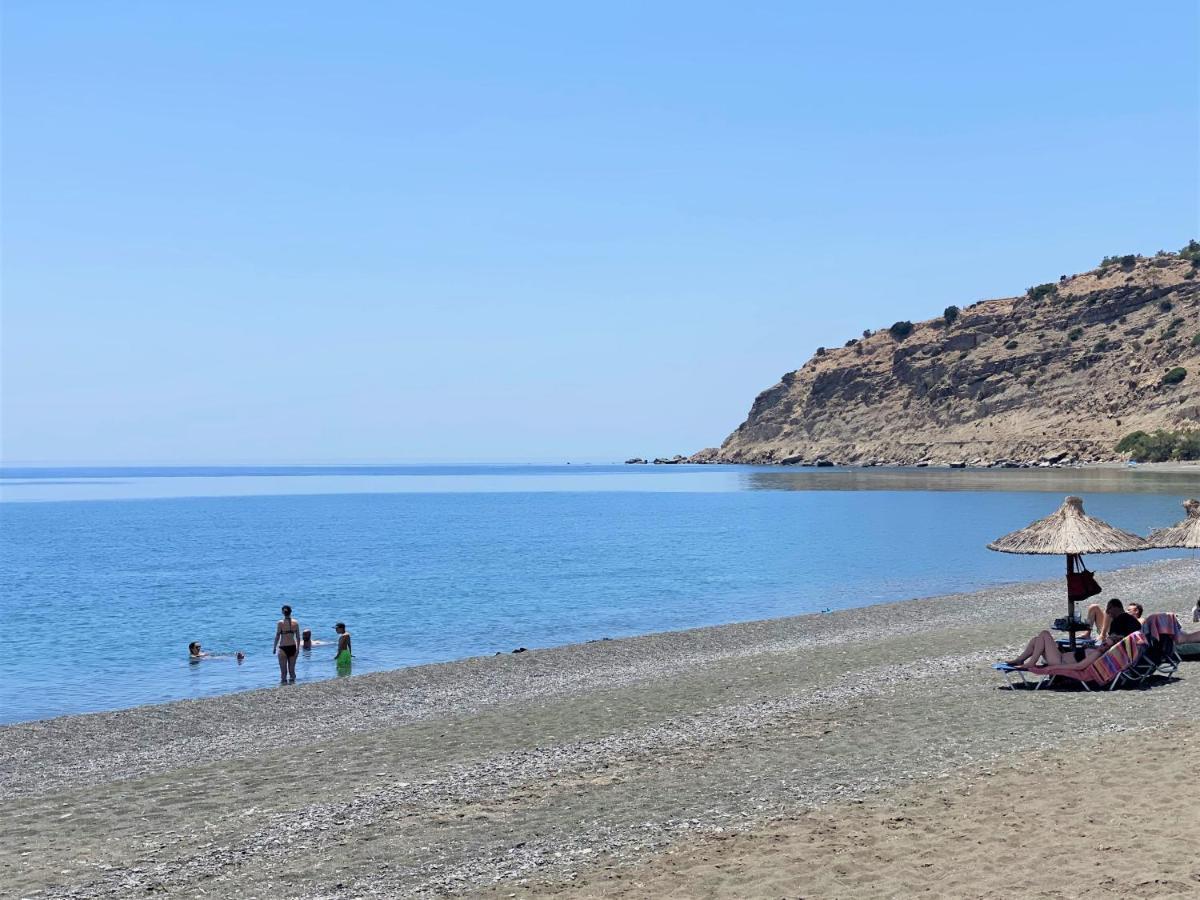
1, 465, 1195, 722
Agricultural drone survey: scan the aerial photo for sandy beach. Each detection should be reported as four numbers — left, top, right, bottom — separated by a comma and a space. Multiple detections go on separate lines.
4, 559, 1199, 899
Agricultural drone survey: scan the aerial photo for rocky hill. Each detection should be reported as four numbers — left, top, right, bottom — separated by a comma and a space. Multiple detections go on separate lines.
692, 250, 1200, 466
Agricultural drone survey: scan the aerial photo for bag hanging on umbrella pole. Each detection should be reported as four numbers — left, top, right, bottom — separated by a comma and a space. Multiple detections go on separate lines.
1064, 554, 1102, 652
1066, 555, 1102, 601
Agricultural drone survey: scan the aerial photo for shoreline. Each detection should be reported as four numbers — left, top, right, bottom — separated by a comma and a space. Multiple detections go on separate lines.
4, 558, 1199, 898
0, 556, 1190, 734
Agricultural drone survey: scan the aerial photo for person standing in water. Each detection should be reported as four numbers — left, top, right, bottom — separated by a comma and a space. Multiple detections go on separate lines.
334, 622, 352, 668
273, 604, 301, 683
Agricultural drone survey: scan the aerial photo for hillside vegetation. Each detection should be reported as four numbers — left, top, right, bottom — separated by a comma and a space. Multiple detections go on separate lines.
692, 245, 1200, 466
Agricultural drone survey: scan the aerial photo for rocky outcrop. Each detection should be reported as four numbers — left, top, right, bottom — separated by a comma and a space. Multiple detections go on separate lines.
699, 255, 1200, 465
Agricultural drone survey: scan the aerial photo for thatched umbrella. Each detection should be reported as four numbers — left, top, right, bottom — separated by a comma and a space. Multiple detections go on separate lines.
1148, 498, 1200, 549
988, 495, 1152, 649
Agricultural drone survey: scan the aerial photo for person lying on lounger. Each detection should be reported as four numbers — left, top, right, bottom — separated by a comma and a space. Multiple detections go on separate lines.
1005, 631, 1109, 671
1007, 600, 1136, 669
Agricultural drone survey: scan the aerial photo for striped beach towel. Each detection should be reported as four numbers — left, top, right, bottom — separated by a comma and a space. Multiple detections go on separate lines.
1088, 631, 1148, 683
1141, 612, 1182, 641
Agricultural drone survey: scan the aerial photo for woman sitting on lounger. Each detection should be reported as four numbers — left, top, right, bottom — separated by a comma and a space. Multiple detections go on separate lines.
1082, 597, 1143, 641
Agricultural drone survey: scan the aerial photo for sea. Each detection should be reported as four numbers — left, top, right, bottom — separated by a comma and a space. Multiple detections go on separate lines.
1, 464, 1196, 723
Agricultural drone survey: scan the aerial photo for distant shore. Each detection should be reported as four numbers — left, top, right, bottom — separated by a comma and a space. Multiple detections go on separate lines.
4, 558, 1198, 898
637, 456, 1200, 472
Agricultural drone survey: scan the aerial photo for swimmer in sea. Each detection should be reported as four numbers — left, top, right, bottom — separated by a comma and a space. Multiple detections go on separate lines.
192, 643, 246, 662
273, 604, 301, 684
301, 628, 329, 649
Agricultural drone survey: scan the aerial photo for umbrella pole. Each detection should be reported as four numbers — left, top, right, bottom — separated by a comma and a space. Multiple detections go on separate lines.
1066, 554, 1077, 652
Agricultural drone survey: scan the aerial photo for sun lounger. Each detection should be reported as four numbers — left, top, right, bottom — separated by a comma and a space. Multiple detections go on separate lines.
1135, 613, 1184, 682
1010, 632, 1148, 691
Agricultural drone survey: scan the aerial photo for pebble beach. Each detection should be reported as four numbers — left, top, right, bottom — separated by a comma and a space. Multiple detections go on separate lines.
4, 559, 1199, 899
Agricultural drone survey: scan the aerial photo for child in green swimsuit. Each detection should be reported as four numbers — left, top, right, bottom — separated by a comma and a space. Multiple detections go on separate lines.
334, 622, 352, 667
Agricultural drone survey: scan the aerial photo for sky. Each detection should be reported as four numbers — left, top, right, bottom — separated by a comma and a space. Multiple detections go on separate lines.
2, 1, 1198, 464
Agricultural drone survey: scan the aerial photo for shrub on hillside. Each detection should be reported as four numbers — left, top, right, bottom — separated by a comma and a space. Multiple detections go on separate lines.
1067, 327, 1083, 341
1116, 428, 1200, 462
1004, 340, 1019, 350
1177, 431, 1200, 460
1162, 367, 1187, 385
889, 321, 914, 340
1027, 283, 1057, 302
1115, 431, 1149, 454
1180, 239, 1200, 263
1159, 300, 1173, 312
943, 305, 959, 326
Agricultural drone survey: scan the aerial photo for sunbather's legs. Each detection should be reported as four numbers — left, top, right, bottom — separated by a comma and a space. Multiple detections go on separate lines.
1008, 630, 1068, 667
1085, 603, 1106, 638
1007, 633, 1042, 666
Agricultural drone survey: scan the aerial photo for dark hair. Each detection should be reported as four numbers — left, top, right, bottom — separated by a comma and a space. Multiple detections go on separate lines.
302, 628, 311, 637
188, 642, 199, 652
335, 622, 346, 630
282, 604, 292, 616
1106, 598, 1124, 612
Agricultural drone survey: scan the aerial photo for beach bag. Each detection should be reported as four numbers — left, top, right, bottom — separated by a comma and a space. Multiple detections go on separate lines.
1066, 563, 1101, 601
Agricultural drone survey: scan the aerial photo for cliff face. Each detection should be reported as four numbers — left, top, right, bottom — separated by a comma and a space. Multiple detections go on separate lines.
698, 255, 1200, 465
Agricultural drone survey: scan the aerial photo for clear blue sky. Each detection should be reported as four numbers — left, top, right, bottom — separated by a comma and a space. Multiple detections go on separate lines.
3, 1, 1197, 464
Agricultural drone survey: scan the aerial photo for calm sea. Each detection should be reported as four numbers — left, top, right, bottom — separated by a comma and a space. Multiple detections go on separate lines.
1, 464, 1196, 723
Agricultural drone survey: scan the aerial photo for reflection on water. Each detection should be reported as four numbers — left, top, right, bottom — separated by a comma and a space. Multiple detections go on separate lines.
740, 466, 1200, 494
1, 464, 1196, 503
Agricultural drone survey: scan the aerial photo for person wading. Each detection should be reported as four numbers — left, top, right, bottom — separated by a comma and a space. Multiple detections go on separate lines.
273, 604, 301, 684
334, 622, 352, 669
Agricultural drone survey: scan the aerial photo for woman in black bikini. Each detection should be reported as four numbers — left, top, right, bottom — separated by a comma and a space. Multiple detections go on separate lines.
273, 604, 301, 683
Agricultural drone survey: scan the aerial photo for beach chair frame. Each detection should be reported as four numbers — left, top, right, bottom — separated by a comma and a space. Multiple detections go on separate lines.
993, 663, 1031, 689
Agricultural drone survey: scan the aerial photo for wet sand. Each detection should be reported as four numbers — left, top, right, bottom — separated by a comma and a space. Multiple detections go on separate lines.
3, 559, 1198, 899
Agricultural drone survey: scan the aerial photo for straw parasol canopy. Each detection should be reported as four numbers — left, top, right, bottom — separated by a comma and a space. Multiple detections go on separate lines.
988, 496, 1152, 651
1148, 498, 1200, 549
987, 495, 1152, 555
